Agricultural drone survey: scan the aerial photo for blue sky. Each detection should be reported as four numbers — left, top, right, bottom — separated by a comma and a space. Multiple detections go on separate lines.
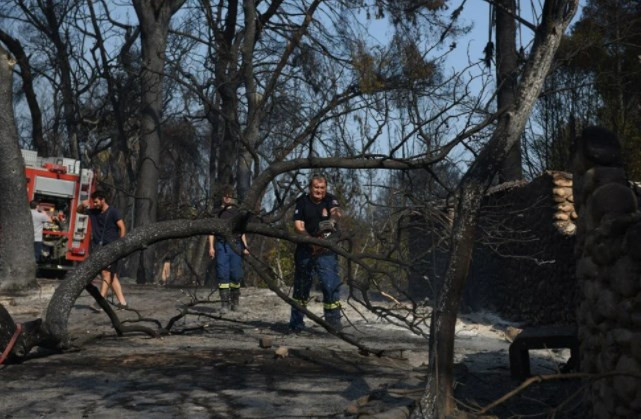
360, 1, 585, 73
450, 0, 586, 72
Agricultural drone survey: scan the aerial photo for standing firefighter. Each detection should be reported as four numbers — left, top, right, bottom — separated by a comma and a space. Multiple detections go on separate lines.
289, 174, 343, 332
208, 186, 250, 312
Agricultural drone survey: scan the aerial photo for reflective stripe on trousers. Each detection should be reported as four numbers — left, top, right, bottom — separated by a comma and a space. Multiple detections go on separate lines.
214, 240, 243, 288
289, 248, 342, 328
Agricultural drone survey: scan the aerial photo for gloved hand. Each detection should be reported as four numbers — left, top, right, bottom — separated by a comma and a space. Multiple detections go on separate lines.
317, 219, 336, 239
311, 220, 337, 256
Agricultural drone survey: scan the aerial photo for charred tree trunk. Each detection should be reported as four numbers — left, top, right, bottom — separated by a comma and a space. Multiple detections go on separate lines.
0, 30, 45, 154
214, 0, 240, 192
237, 0, 316, 203
87, 0, 138, 215
238, 0, 259, 202
207, 105, 222, 201
0, 45, 37, 291
132, 0, 186, 284
217, 85, 240, 189
413, 1, 579, 417
40, 0, 81, 160
496, 0, 522, 182
0, 216, 242, 360
44, 217, 244, 345
200, 0, 237, 200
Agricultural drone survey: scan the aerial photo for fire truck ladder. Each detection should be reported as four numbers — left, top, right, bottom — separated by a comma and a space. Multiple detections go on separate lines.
70, 169, 94, 255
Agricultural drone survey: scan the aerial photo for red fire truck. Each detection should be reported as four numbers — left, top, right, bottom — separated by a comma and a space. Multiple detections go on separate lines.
22, 149, 95, 270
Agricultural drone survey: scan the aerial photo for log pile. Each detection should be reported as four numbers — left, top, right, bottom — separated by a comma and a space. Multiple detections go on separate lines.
551, 171, 578, 235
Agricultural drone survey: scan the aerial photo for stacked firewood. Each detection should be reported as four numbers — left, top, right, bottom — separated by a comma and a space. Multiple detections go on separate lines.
551, 171, 578, 235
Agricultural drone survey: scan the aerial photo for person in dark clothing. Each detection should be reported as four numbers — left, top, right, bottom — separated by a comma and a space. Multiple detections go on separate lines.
78, 190, 127, 309
289, 174, 343, 332
208, 186, 250, 312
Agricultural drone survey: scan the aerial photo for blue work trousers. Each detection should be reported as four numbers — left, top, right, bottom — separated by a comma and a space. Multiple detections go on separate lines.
289, 247, 342, 329
215, 240, 243, 288
34, 241, 43, 262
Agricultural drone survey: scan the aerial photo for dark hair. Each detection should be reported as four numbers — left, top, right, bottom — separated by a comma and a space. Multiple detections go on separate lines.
91, 190, 108, 200
220, 185, 235, 198
30, 200, 39, 209
309, 173, 327, 186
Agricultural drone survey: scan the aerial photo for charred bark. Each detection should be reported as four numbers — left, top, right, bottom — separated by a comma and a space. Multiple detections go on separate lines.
39, 0, 81, 159
87, 0, 138, 213
132, 0, 186, 284
214, 0, 240, 191
43, 216, 245, 349
0, 216, 239, 361
238, 0, 259, 202
0, 30, 45, 154
496, 0, 522, 182
0, 45, 37, 291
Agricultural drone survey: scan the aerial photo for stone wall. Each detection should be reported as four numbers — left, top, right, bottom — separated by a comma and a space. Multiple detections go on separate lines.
463, 171, 578, 325
572, 127, 641, 418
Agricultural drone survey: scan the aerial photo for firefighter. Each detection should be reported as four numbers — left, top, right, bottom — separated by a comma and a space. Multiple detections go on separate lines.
289, 174, 343, 333
78, 191, 128, 310
208, 186, 250, 312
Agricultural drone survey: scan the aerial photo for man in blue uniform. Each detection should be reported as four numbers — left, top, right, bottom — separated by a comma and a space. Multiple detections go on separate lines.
290, 174, 343, 332
208, 186, 250, 312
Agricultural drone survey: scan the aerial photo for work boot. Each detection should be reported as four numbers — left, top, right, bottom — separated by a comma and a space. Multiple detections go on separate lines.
219, 288, 231, 313
289, 300, 307, 332
326, 317, 343, 332
230, 288, 240, 311
325, 307, 343, 332
287, 324, 305, 335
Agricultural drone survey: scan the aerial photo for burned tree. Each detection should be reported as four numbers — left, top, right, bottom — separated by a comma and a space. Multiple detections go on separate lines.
0, 45, 37, 291
414, 1, 579, 417
132, 0, 186, 284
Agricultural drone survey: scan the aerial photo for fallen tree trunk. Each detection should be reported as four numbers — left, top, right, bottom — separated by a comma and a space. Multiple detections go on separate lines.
44, 217, 245, 345
0, 211, 364, 360
0, 216, 244, 360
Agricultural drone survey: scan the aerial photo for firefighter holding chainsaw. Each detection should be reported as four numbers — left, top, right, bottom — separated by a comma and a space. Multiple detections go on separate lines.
289, 174, 343, 332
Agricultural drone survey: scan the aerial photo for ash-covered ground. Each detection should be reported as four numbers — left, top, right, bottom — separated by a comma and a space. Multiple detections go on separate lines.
1, 280, 581, 418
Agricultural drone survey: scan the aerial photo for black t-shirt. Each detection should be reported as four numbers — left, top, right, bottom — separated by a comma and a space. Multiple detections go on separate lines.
87, 207, 123, 246
293, 193, 340, 237
215, 205, 242, 242
218, 205, 239, 221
